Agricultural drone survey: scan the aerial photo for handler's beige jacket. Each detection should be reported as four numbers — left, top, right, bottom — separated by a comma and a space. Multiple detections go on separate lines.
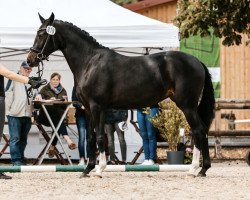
5, 78, 33, 117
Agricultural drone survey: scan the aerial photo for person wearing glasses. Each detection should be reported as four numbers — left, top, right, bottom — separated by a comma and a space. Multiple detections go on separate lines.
5, 61, 37, 168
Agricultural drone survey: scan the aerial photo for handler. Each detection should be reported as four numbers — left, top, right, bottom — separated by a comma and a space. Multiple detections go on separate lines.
0, 62, 41, 179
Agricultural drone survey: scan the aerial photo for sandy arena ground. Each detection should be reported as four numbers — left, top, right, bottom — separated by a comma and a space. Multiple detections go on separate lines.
1, 161, 249, 200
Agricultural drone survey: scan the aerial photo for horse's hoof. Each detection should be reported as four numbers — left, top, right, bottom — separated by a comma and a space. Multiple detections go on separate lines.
197, 172, 206, 177
80, 173, 90, 178
93, 173, 102, 178
186, 173, 196, 179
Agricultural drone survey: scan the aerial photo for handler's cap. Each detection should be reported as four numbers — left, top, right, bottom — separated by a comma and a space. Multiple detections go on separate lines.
21, 61, 30, 68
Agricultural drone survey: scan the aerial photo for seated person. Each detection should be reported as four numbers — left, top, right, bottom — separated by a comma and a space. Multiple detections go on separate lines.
35, 72, 77, 158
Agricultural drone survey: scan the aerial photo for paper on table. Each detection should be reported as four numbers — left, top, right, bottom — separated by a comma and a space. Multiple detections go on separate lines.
33, 99, 63, 103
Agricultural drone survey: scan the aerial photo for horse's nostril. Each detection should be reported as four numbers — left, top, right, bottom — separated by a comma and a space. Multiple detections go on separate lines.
26, 59, 33, 67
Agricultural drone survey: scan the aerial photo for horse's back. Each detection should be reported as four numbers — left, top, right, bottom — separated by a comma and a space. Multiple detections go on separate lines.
163, 51, 205, 83
154, 51, 204, 72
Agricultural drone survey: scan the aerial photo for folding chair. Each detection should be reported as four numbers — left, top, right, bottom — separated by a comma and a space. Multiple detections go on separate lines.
0, 133, 10, 157
65, 107, 79, 138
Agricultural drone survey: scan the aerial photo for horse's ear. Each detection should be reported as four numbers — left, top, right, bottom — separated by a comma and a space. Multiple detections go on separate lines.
38, 13, 45, 23
49, 12, 55, 24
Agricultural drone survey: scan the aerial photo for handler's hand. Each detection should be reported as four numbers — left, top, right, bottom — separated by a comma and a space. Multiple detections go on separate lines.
34, 94, 42, 101
28, 77, 47, 89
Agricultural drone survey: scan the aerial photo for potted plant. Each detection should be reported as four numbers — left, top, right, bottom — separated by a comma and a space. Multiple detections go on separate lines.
151, 99, 190, 164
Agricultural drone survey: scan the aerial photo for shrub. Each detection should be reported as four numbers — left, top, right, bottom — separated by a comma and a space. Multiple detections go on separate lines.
151, 99, 190, 151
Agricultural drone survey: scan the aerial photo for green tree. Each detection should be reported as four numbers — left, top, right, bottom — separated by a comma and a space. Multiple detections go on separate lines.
174, 0, 250, 46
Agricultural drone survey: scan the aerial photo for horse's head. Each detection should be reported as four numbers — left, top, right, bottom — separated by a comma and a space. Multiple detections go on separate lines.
27, 13, 57, 67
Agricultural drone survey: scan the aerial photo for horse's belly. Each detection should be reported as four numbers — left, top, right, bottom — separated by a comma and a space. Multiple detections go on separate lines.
110, 90, 166, 109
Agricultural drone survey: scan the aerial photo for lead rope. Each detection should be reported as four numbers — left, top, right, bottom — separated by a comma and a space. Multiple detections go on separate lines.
25, 85, 30, 105
26, 62, 47, 99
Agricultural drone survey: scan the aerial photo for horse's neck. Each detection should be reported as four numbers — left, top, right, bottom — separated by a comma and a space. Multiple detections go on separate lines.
59, 31, 99, 75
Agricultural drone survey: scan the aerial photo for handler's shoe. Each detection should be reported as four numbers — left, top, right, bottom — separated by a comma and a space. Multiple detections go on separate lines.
148, 159, 155, 165
12, 161, 24, 166
48, 146, 56, 158
0, 172, 12, 179
140, 160, 149, 165
78, 158, 85, 166
68, 143, 77, 150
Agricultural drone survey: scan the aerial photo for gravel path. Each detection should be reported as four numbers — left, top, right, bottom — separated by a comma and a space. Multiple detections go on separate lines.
1, 161, 250, 200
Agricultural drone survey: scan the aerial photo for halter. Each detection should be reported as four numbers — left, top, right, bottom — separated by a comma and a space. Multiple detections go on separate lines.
27, 24, 55, 100
30, 24, 56, 62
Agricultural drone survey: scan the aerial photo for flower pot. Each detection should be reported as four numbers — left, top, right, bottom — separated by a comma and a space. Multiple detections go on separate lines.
167, 151, 185, 164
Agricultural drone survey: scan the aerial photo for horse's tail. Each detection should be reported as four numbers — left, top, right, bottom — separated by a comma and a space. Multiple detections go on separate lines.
198, 62, 215, 129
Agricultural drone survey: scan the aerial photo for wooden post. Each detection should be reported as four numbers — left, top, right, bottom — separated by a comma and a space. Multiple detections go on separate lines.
214, 107, 222, 158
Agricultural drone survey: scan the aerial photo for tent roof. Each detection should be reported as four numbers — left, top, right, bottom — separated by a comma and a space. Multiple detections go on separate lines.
0, 0, 179, 48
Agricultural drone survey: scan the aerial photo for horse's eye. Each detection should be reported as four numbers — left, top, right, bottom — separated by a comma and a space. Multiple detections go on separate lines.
38, 32, 46, 39
38, 34, 43, 39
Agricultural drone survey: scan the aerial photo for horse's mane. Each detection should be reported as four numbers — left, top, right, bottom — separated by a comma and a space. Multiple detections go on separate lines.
55, 20, 110, 50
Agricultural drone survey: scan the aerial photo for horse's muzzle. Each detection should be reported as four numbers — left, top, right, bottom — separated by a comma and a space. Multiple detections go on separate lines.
27, 52, 40, 67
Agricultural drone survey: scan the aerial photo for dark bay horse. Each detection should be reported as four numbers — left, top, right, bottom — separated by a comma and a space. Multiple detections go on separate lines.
27, 13, 215, 178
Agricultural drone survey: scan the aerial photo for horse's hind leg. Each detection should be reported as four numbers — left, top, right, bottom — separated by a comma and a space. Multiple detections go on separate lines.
197, 124, 211, 177
179, 107, 210, 177
186, 109, 211, 177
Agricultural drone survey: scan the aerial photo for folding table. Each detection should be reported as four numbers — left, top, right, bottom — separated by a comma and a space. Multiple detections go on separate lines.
33, 100, 73, 165
34, 123, 66, 165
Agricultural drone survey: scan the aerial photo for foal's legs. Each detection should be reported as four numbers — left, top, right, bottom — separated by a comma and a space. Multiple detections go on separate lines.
90, 105, 107, 177
181, 108, 202, 175
82, 118, 96, 177
197, 124, 211, 177
179, 107, 211, 177
82, 105, 107, 177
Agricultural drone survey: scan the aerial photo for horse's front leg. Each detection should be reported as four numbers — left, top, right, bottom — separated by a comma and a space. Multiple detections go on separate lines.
91, 106, 106, 178
81, 117, 97, 178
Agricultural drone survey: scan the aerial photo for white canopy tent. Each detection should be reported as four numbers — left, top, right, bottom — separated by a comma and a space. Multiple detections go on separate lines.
0, 0, 180, 94
0, 0, 179, 160
0, 0, 179, 49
